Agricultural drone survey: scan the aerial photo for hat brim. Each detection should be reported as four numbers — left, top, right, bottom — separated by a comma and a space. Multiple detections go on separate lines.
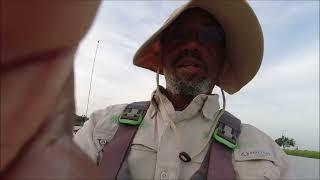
133, 0, 264, 94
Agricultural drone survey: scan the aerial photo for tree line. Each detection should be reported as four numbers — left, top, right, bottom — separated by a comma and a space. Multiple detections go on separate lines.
74, 114, 89, 126
275, 135, 296, 149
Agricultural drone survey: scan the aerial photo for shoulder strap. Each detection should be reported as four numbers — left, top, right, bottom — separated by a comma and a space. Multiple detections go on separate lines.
190, 111, 241, 180
99, 101, 150, 179
213, 111, 241, 149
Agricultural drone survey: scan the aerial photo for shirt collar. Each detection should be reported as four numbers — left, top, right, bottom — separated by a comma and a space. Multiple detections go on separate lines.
202, 94, 220, 120
149, 87, 220, 122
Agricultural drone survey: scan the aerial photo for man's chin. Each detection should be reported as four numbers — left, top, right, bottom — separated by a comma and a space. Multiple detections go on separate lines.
166, 78, 212, 97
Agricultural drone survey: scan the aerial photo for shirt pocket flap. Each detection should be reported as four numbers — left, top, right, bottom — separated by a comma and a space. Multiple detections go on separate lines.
234, 149, 281, 180
131, 144, 157, 153
234, 148, 276, 162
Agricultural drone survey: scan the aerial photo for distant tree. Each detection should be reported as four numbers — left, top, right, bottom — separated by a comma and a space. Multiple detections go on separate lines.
275, 135, 296, 149
74, 114, 89, 126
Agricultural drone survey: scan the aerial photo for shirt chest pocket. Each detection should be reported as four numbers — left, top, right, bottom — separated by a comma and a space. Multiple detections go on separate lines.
233, 149, 280, 180
127, 144, 157, 179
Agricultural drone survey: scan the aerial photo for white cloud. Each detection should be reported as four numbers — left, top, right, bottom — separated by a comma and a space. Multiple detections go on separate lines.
247, 41, 319, 91
224, 41, 319, 150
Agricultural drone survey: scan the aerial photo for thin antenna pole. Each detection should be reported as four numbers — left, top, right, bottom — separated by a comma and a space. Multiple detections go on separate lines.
85, 40, 100, 117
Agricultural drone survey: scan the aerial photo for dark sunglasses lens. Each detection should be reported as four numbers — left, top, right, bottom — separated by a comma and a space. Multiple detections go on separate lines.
198, 30, 224, 45
164, 30, 187, 45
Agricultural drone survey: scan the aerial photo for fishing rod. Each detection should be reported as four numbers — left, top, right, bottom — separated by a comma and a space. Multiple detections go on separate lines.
85, 40, 100, 117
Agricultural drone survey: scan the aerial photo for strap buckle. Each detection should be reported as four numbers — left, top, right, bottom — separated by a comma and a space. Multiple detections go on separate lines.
118, 101, 150, 126
119, 108, 144, 125
213, 122, 239, 150
212, 111, 241, 150
213, 128, 237, 149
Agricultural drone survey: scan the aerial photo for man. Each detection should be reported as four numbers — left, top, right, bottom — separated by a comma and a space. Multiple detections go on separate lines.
75, 0, 291, 179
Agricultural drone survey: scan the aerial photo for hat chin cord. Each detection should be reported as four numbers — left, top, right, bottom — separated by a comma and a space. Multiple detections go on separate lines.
156, 67, 160, 92
155, 67, 226, 161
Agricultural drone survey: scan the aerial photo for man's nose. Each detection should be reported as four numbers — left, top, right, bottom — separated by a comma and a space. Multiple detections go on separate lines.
183, 34, 201, 51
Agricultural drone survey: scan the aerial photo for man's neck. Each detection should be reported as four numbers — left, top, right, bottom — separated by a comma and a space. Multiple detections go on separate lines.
163, 88, 194, 111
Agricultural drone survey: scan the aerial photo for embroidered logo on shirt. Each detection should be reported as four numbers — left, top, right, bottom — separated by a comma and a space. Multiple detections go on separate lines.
240, 151, 272, 157
235, 149, 274, 162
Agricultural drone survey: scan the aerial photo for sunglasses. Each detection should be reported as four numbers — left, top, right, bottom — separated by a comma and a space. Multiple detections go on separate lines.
163, 27, 225, 47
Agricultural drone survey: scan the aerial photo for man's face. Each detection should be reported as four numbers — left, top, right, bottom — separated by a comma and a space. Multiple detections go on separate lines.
162, 8, 225, 97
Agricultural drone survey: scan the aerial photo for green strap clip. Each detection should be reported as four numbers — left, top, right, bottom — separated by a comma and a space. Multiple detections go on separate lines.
113, 101, 150, 126
213, 126, 238, 150
118, 111, 144, 126
213, 128, 237, 149
212, 111, 241, 150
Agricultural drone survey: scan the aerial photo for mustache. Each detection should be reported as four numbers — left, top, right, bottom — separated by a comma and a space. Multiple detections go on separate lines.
173, 49, 208, 72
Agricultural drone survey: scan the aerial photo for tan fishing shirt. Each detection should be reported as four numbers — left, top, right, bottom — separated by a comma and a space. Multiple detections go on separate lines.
74, 90, 291, 179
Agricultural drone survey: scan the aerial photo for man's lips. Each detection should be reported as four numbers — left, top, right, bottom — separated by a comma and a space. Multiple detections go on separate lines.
177, 65, 202, 75
175, 57, 205, 71
174, 57, 206, 76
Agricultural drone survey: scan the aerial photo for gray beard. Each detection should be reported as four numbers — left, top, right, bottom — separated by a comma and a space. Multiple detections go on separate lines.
165, 73, 213, 98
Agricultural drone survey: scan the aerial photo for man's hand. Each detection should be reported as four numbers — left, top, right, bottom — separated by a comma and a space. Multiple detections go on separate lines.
1, 1, 101, 178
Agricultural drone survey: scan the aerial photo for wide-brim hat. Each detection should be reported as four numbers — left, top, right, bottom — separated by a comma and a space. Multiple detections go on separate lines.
133, 0, 264, 94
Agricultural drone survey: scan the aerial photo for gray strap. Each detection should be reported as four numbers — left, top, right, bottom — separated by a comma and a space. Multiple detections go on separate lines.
189, 144, 211, 180
190, 111, 240, 180
99, 124, 138, 179
219, 111, 241, 133
208, 140, 236, 180
189, 140, 236, 180
125, 101, 150, 110
98, 101, 150, 180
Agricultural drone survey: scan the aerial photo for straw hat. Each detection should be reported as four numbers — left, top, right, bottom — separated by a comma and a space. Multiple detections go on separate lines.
133, 0, 263, 94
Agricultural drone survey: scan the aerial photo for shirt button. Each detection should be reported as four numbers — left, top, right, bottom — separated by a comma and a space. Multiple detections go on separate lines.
160, 170, 169, 180
99, 139, 107, 145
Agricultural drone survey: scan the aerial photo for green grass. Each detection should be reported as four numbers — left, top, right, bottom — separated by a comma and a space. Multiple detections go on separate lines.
284, 149, 320, 159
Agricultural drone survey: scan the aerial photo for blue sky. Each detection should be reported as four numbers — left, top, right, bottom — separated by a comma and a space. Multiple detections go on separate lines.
74, 1, 319, 151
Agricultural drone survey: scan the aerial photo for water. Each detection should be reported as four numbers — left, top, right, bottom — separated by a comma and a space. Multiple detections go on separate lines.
288, 155, 320, 179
